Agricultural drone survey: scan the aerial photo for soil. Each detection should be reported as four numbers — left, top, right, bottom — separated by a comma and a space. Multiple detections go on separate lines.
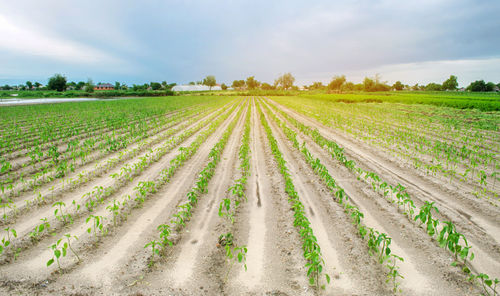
0, 97, 495, 295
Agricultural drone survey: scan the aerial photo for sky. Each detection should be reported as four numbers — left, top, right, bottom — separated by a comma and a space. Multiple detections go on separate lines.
0, 0, 499, 87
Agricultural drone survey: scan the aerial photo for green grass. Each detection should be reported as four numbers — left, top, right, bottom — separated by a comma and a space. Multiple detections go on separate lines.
298, 91, 500, 111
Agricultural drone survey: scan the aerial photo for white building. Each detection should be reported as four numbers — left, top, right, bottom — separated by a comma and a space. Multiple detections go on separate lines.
172, 85, 222, 91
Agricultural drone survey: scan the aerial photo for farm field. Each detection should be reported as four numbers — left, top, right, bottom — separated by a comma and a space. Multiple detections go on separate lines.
0, 95, 499, 295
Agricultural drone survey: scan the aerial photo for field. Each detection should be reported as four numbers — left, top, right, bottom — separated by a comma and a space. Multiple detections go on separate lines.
0, 95, 499, 295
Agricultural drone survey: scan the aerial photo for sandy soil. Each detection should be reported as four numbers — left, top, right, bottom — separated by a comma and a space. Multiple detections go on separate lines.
0, 97, 496, 295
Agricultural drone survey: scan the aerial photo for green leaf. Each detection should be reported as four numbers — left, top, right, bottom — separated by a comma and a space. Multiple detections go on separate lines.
47, 258, 54, 266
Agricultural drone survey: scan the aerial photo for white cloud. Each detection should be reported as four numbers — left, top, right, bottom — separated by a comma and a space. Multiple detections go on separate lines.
0, 14, 119, 64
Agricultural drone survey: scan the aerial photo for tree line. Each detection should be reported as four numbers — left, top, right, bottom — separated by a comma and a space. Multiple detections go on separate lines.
1, 73, 499, 93
0, 74, 177, 92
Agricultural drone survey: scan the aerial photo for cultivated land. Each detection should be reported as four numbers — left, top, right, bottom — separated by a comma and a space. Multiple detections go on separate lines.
0, 95, 498, 295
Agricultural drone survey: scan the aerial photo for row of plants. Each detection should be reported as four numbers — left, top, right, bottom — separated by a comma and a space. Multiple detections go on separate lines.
217, 103, 252, 281
256, 102, 330, 289
144, 101, 246, 267
0, 102, 229, 224
0, 100, 240, 261
0, 107, 199, 203
0, 108, 198, 198
0, 97, 222, 155
260, 99, 404, 292
271, 96, 499, 197
41, 100, 244, 271
264, 98, 499, 295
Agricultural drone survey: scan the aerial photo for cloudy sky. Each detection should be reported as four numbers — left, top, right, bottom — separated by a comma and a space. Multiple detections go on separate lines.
0, 0, 499, 87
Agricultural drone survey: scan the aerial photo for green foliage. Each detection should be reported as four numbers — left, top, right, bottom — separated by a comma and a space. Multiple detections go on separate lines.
47, 74, 67, 92
442, 75, 458, 90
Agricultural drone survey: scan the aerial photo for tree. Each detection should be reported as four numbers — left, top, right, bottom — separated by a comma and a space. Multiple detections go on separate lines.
274, 73, 295, 90
150, 82, 162, 90
466, 80, 486, 92
84, 79, 95, 92
232, 80, 245, 89
261, 82, 274, 90
202, 75, 216, 90
308, 82, 325, 90
392, 81, 404, 91
2, 85, 12, 90
485, 82, 496, 92
327, 75, 346, 92
115, 82, 121, 90
343, 82, 355, 91
425, 83, 442, 91
47, 74, 67, 91
34, 82, 42, 89
221, 83, 228, 90
363, 77, 375, 91
26, 81, 33, 90
75, 81, 85, 90
442, 75, 458, 91
188, 81, 195, 85
246, 76, 260, 89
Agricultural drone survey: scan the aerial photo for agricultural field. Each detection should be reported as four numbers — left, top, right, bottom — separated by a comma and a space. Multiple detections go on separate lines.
0, 95, 499, 295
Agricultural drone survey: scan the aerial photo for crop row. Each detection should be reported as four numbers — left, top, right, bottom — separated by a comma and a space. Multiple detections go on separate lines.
260, 99, 404, 291
264, 98, 499, 295
145, 100, 247, 266
272, 97, 499, 198
256, 101, 329, 288
43, 99, 242, 271
0, 107, 197, 198
0, 103, 227, 224
217, 102, 252, 279
0, 99, 240, 261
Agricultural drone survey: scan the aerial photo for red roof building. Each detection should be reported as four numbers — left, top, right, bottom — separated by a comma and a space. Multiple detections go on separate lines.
94, 83, 114, 90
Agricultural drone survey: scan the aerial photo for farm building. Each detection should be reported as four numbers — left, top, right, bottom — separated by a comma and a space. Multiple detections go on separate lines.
94, 83, 114, 90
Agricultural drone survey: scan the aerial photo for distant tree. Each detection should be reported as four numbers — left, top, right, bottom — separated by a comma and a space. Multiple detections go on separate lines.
84, 79, 95, 92
188, 81, 195, 85
466, 80, 486, 92
308, 82, 325, 90
2, 84, 12, 90
150, 82, 162, 90
75, 81, 85, 90
47, 74, 67, 91
363, 77, 375, 91
221, 83, 228, 90
425, 83, 442, 91
19, 84, 26, 91
232, 80, 245, 89
246, 76, 260, 89
114, 82, 121, 90
343, 82, 355, 91
196, 81, 203, 85
327, 75, 346, 92
34, 82, 42, 89
392, 81, 404, 91
485, 82, 496, 92
363, 75, 390, 92
261, 82, 274, 90
202, 75, 216, 90
274, 72, 295, 90
26, 81, 33, 90
442, 75, 458, 90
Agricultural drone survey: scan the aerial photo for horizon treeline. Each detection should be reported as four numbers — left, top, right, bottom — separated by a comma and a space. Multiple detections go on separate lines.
1, 73, 499, 93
